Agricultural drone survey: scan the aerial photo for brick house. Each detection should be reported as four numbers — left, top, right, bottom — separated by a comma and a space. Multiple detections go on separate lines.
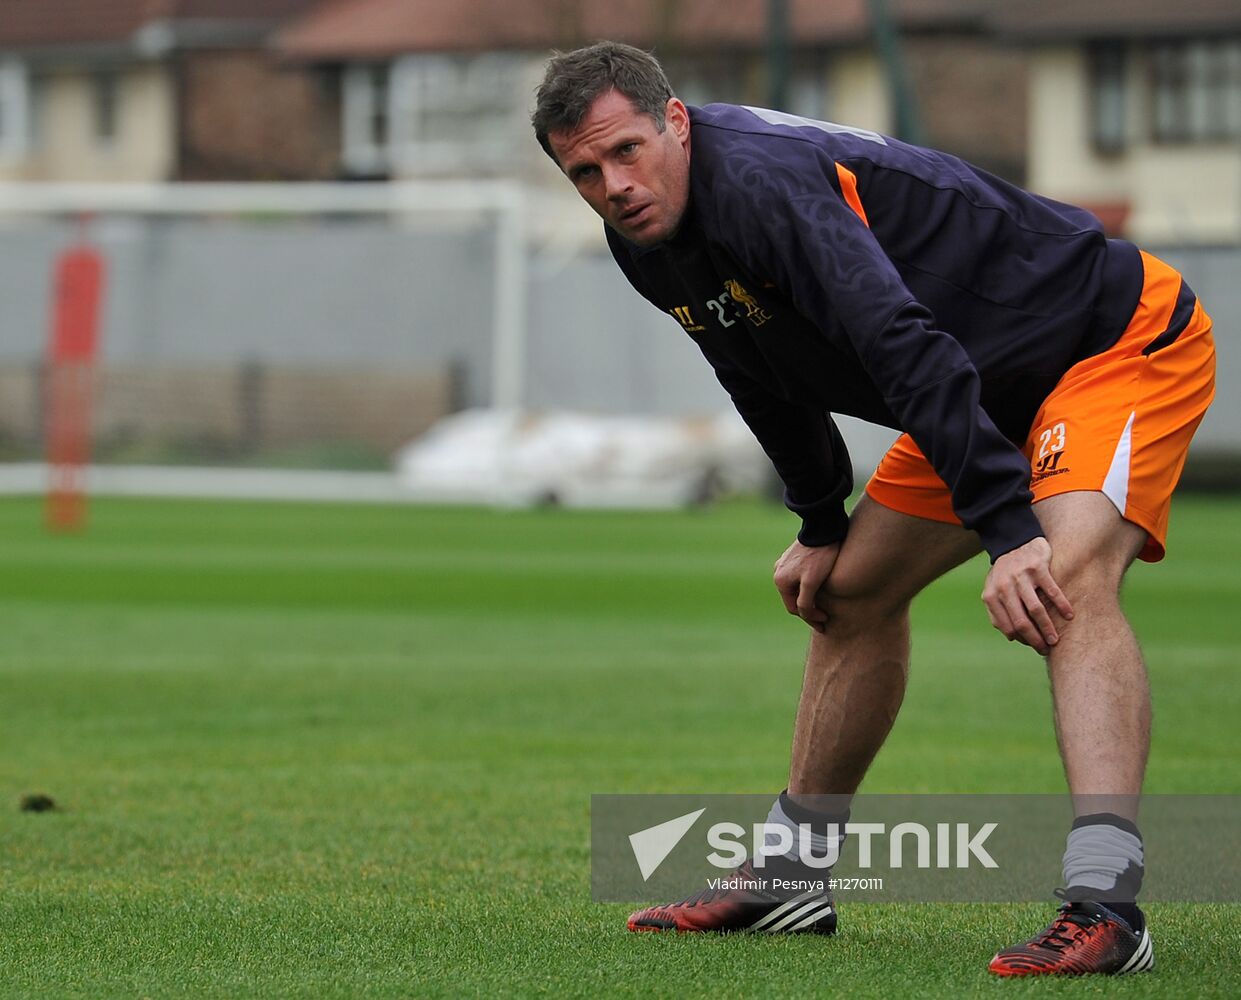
276, 0, 1029, 184
0, 0, 1033, 192
0, 0, 335, 181
992, 0, 1241, 243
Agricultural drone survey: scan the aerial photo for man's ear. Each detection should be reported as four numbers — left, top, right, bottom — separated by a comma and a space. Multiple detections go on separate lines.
665, 98, 690, 142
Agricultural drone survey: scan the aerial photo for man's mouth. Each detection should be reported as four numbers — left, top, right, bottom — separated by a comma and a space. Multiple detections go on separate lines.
619, 203, 651, 225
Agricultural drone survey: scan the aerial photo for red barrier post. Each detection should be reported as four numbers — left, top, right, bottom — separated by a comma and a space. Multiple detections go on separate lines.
46, 227, 105, 531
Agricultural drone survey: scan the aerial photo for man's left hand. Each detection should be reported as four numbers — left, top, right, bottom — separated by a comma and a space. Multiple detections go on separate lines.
982, 537, 1074, 655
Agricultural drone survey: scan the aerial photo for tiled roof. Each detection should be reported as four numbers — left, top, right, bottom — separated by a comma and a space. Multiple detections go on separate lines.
0, 0, 321, 49
989, 0, 1241, 39
276, 0, 1241, 60
275, 0, 942, 59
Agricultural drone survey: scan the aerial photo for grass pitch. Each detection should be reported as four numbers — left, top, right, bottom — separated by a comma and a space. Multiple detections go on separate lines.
0, 494, 1237, 998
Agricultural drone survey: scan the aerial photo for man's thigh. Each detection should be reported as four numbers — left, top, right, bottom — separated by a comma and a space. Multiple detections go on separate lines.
824, 494, 982, 610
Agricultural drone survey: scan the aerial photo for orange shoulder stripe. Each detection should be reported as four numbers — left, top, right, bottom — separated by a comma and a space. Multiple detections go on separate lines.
835, 162, 870, 227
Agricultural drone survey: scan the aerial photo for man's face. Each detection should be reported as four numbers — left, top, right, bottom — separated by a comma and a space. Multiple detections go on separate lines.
548, 89, 691, 247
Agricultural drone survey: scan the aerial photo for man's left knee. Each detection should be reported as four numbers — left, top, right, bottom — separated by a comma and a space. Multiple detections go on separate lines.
1036, 494, 1146, 600
1050, 537, 1135, 605
1041, 542, 1145, 638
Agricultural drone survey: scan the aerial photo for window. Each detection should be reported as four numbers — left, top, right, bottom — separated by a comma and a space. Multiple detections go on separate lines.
1151, 39, 1241, 143
27, 71, 45, 150
342, 55, 528, 176
0, 57, 30, 160
1089, 42, 1127, 155
671, 52, 828, 119
93, 69, 119, 146
344, 58, 533, 177
788, 68, 829, 121
670, 54, 750, 109
388, 54, 528, 173
364, 64, 389, 148
342, 62, 392, 175
785, 53, 832, 120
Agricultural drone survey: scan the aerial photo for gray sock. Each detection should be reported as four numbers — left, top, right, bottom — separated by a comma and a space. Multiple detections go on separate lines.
760, 792, 848, 870
1062, 813, 1145, 902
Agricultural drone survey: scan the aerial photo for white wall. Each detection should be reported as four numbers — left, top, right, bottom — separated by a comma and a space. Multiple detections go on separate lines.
829, 50, 892, 135
1028, 45, 1241, 244
0, 62, 175, 182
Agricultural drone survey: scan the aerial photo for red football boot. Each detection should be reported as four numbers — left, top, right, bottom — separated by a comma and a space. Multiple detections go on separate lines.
627, 861, 837, 934
989, 898, 1153, 976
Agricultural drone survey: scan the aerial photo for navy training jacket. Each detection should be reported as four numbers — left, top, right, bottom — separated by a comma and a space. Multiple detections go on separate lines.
606, 103, 1144, 560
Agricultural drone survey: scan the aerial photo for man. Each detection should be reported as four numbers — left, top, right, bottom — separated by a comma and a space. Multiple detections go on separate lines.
532, 42, 1215, 976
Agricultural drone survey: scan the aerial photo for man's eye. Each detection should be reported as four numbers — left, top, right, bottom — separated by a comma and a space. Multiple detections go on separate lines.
619, 143, 637, 155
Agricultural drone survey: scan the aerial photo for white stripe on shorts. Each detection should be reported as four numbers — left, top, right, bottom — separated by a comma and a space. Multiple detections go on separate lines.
1101, 411, 1136, 516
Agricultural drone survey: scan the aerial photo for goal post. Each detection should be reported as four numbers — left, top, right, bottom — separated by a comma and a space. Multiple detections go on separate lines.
0, 180, 528, 409
0, 181, 529, 497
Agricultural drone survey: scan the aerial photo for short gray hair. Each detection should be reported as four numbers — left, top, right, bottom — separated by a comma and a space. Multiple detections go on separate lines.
532, 41, 675, 162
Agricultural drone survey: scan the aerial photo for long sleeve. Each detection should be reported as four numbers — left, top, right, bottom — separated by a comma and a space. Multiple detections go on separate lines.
705, 347, 853, 547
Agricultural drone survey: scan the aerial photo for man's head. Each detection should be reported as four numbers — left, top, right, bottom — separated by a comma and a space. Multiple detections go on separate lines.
532, 42, 691, 246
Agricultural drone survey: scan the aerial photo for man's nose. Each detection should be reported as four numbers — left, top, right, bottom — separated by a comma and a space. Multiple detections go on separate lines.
603, 166, 634, 201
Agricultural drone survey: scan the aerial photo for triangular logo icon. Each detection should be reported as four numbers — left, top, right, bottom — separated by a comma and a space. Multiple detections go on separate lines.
628, 808, 706, 881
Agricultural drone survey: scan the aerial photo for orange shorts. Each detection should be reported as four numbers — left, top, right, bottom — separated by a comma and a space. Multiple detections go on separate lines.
866, 252, 1216, 562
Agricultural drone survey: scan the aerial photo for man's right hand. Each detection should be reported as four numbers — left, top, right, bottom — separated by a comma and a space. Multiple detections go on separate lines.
773, 538, 842, 633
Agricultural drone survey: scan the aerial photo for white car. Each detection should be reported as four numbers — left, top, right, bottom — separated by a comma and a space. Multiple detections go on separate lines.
394, 408, 773, 508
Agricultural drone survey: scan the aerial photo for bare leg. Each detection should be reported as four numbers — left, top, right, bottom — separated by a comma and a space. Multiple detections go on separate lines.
787, 495, 980, 795
1034, 492, 1149, 820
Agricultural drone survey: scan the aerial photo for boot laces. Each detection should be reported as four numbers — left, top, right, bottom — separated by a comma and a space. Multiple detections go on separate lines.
1032, 903, 1100, 952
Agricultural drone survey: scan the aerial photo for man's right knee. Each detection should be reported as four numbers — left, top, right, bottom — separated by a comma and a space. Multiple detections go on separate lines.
818, 496, 980, 631
819, 564, 913, 637
806, 582, 910, 677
